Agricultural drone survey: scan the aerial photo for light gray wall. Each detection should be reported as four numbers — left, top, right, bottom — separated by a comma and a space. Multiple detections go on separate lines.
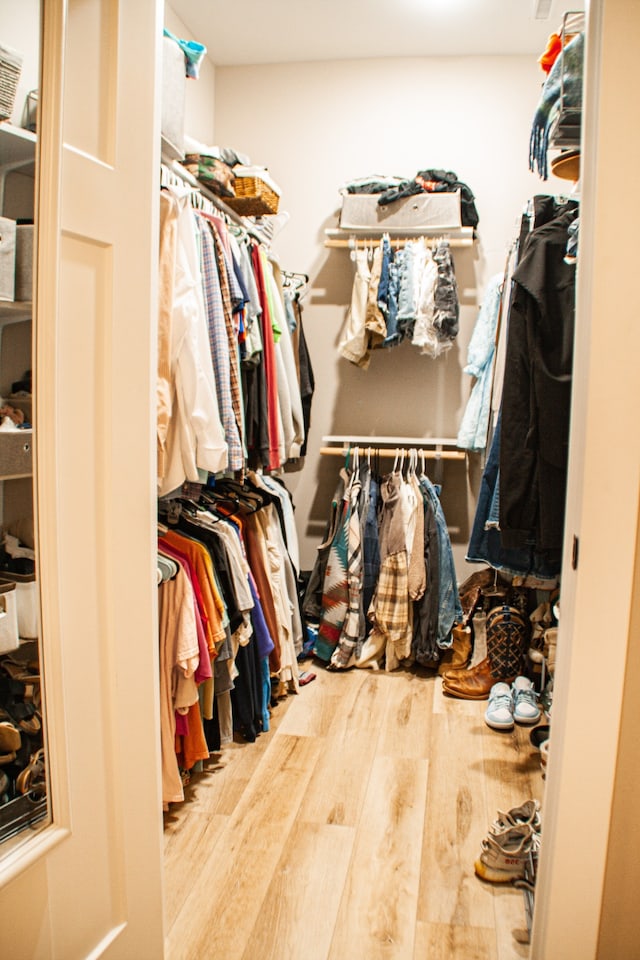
213, 55, 567, 574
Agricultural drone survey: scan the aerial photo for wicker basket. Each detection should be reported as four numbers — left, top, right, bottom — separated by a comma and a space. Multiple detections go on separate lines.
0, 43, 23, 122
225, 176, 280, 216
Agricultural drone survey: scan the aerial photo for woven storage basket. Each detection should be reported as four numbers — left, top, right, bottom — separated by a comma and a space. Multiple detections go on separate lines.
0, 43, 23, 122
225, 176, 280, 216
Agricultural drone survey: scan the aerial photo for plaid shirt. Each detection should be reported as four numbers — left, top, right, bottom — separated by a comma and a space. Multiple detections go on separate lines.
212, 229, 245, 462
198, 217, 244, 470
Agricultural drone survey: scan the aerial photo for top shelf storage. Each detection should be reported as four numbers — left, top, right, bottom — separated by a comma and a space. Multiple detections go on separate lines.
549, 11, 585, 151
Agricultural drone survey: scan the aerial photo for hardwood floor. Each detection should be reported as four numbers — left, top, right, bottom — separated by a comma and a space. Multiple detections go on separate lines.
164, 666, 543, 959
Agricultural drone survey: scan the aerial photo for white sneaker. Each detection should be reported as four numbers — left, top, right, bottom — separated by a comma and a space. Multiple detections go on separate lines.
512, 676, 541, 724
474, 824, 535, 883
491, 799, 541, 835
484, 682, 514, 730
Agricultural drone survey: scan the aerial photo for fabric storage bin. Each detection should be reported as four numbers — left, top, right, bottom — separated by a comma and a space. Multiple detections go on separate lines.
161, 35, 186, 160
0, 580, 19, 653
339, 191, 462, 230
0, 216, 16, 301
0, 430, 32, 477
0, 43, 23, 122
1, 571, 38, 639
15, 223, 33, 301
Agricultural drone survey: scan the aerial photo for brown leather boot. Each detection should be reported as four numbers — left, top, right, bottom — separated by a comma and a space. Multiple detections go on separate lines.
436, 625, 472, 676
443, 604, 527, 700
441, 657, 508, 699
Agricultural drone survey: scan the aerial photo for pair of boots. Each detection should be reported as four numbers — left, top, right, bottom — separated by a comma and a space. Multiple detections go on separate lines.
442, 604, 528, 700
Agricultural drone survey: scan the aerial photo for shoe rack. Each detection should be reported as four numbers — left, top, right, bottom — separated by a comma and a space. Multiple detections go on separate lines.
0, 120, 46, 849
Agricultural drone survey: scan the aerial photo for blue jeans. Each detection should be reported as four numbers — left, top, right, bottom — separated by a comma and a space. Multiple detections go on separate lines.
383, 255, 402, 347
362, 473, 380, 624
420, 477, 463, 647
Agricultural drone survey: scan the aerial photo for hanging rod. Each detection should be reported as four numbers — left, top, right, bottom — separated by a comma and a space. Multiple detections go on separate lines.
324, 227, 475, 249
322, 434, 460, 446
319, 446, 466, 460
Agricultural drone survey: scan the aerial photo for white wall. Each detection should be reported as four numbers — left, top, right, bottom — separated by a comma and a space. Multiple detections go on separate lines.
164, 2, 216, 144
214, 55, 568, 571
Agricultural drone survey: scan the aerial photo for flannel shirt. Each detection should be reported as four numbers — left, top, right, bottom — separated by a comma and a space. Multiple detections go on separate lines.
211, 227, 245, 465
198, 217, 244, 470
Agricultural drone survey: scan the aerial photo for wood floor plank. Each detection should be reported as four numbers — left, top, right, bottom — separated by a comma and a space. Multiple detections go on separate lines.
163, 669, 537, 960
491, 885, 533, 960
276, 666, 344, 739
418, 712, 496, 929
165, 733, 322, 960
414, 920, 497, 960
377, 670, 435, 759
297, 670, 392, 827
327, 755, 428, 960
481, 721, 544, 817
163, 812, 228, 931
433, 675, 488, 716
240, 821, 355, 960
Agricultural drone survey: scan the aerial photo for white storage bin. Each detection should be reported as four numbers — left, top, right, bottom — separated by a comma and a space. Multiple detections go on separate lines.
2, 572, 37, 639
340, 191, 462, 231
161, 35, 186, 160
0, 580, 19, 653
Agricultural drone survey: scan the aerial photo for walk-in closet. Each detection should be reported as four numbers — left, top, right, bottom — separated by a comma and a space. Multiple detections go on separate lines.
0, 2, 639, 960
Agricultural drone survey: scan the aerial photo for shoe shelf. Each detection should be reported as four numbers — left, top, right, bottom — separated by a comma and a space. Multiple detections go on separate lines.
0, 790, 47, 845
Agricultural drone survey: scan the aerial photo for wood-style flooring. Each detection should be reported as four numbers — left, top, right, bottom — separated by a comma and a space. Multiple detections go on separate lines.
163, 665, 543, 960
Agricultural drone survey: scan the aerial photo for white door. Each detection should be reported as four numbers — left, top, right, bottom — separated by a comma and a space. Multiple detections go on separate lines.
0, 1, 165, 958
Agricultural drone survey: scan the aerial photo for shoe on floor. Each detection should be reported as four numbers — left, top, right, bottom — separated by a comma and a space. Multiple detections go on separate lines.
442, 658, 512, 700
474, 824, 535, 883
484, 682, 514, 730
512, 676, 541, 724
529, 724, 550, 749
491, 799, 541, 835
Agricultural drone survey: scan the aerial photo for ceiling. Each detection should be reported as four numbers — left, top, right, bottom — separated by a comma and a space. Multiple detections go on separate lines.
170, 0, 585, 66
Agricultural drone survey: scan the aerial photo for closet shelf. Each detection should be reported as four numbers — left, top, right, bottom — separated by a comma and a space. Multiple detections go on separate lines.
0, 301, 32, 325
0, 124, 36, 166
161, 154, 263, 240
324, 227, 475, 248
